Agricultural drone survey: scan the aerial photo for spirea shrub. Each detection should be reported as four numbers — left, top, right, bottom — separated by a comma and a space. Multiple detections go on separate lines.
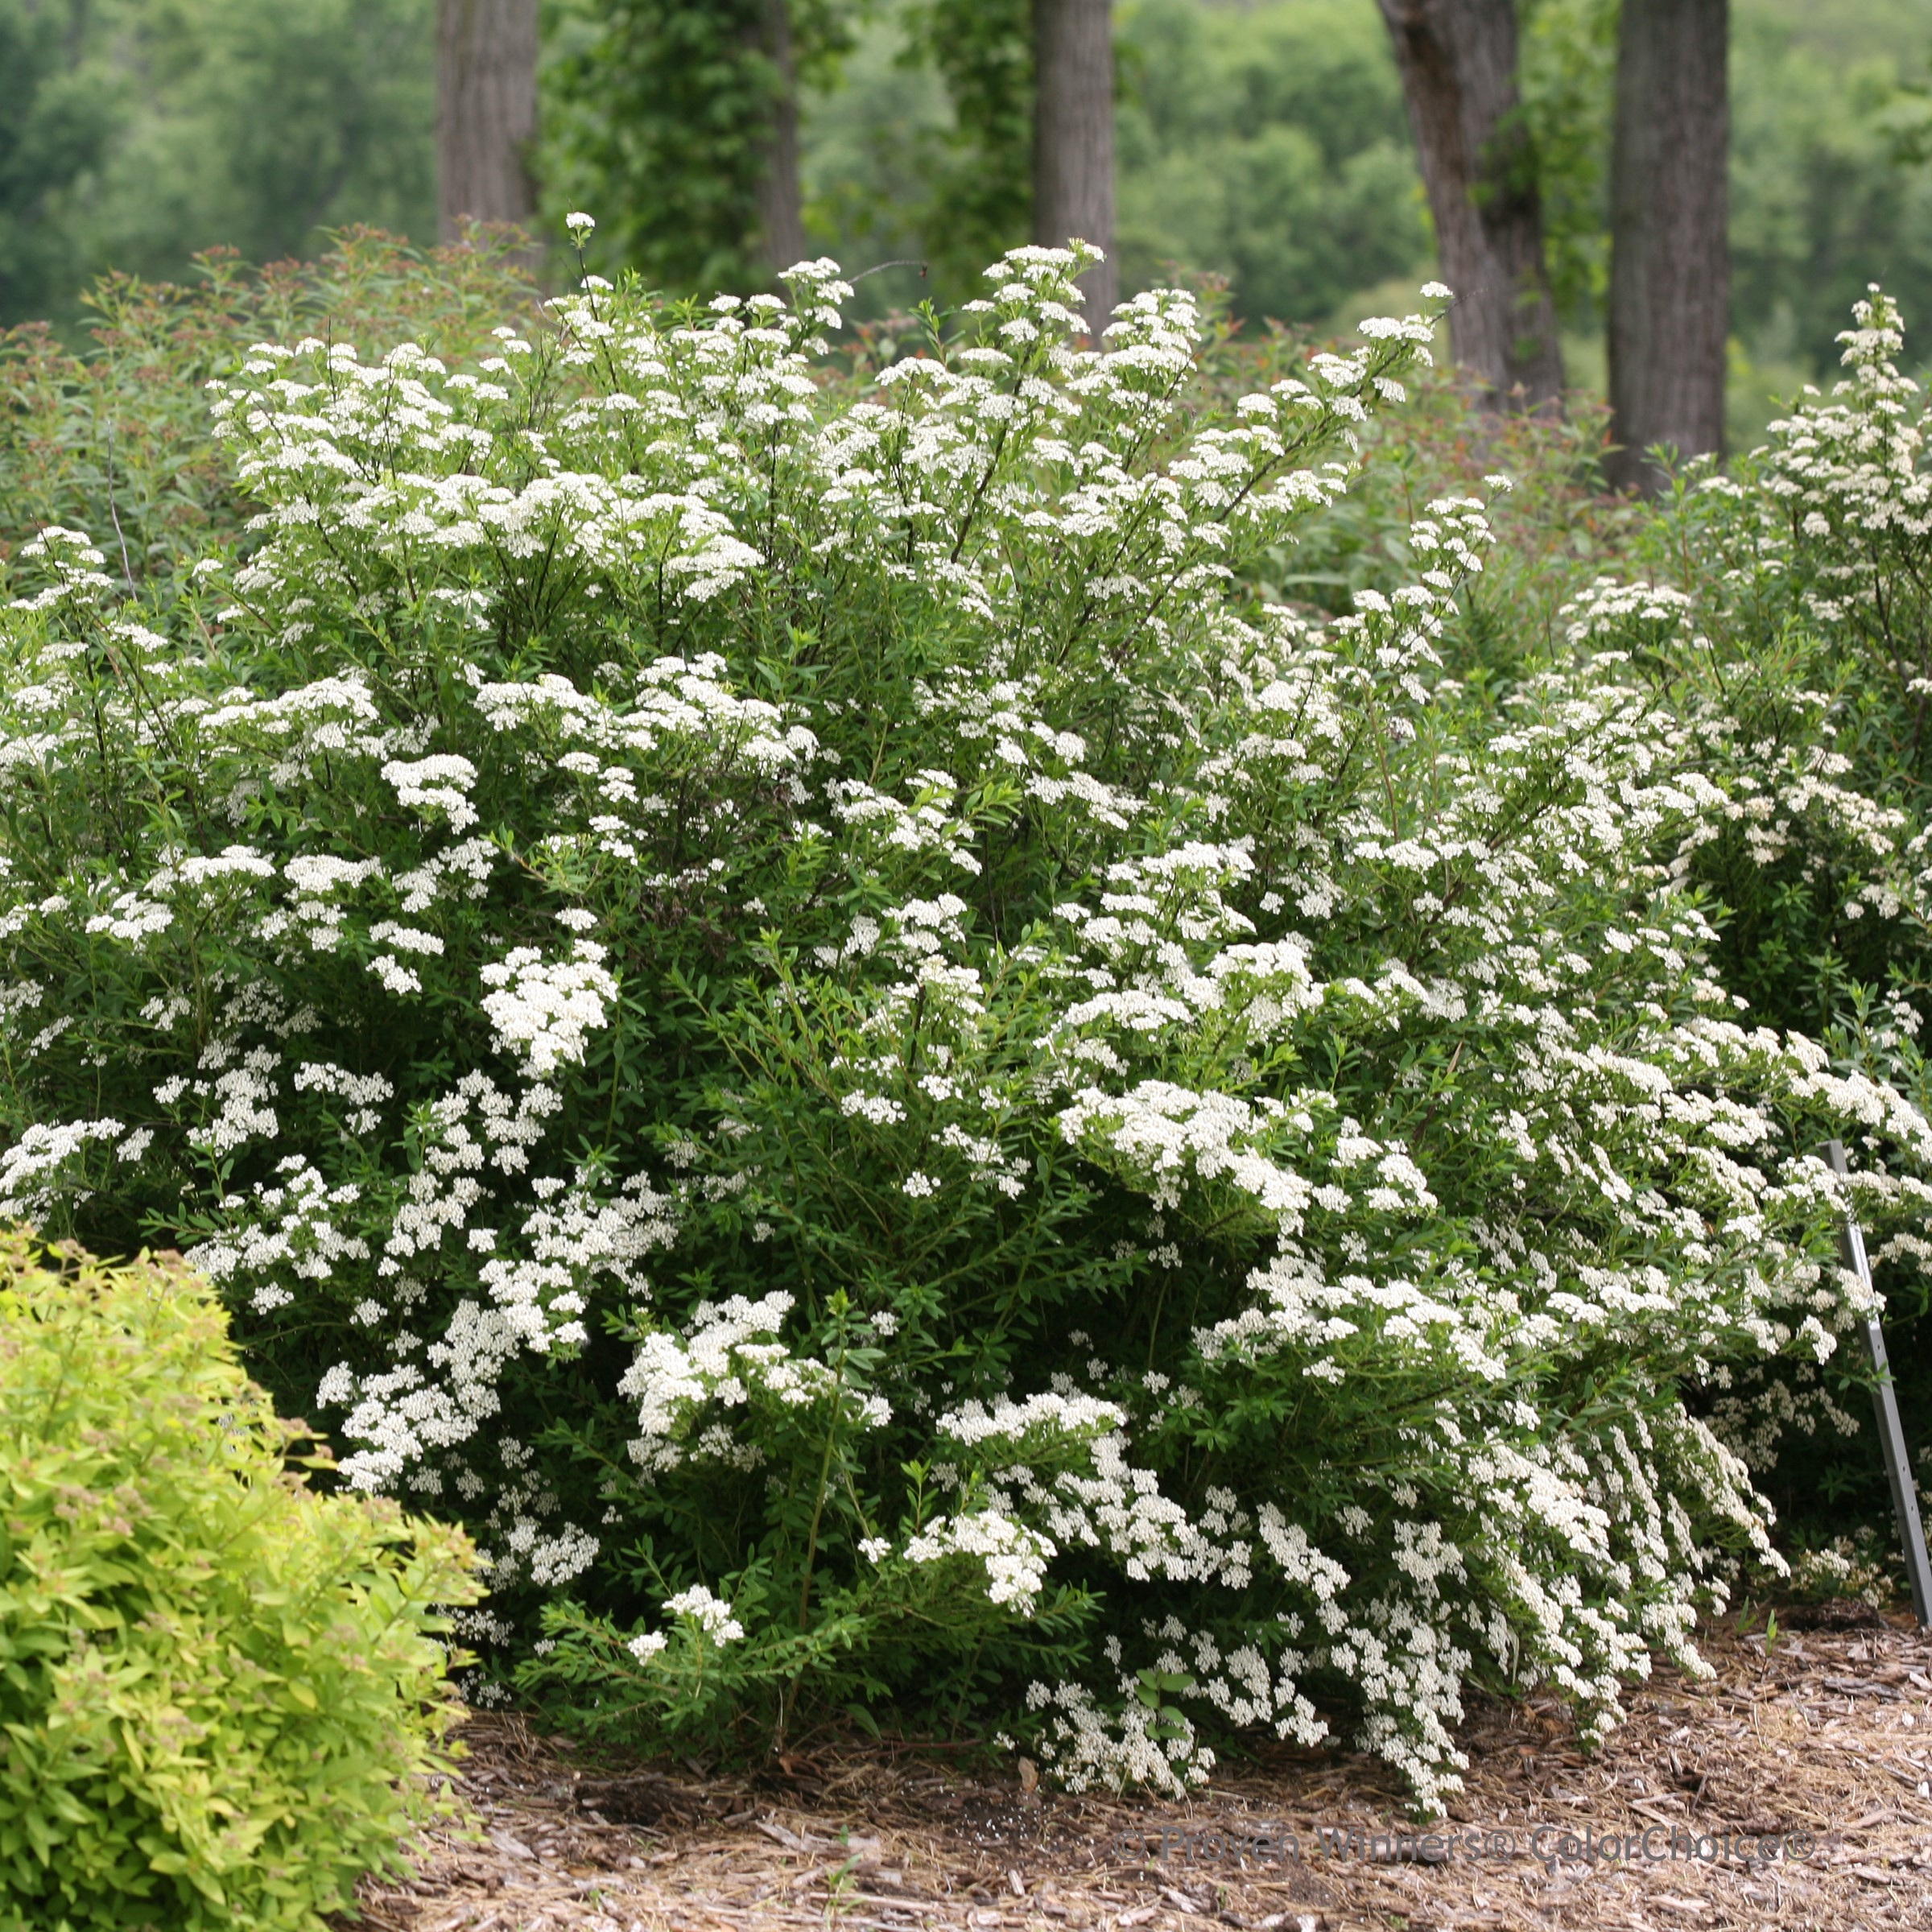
2, 234, 1928, 1811
1538, 290, 1932, 1520
0, 1236, 477, 1931
0, 227, 542, 601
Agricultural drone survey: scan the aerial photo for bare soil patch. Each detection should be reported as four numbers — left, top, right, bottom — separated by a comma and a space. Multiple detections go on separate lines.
345, 1610, 1932, 1931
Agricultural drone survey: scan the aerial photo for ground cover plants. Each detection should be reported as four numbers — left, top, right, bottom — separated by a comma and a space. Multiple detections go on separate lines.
0, 1235, 478, 1930
2, 229, 1930, 1820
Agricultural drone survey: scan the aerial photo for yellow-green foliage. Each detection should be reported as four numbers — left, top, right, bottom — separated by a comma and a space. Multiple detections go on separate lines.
0, 1235, 481, 1931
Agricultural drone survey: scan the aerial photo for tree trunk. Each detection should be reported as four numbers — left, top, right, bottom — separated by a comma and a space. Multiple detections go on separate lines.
436, 0, 539, 245
1033, 0, 1117, 333
1605, 0, 1728, 496
1377, 0, 1563, 410
753, 0, 807, 277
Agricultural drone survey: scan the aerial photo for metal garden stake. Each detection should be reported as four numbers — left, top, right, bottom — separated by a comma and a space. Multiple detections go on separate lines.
1825, 1139, 1932, 1627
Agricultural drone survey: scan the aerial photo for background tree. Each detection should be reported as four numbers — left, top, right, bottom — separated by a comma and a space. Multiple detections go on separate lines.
437, 0, 539, 242
0, 0, 435, 327
0, 0, 114, 322
1730, 0, 1932, 411
891, 0, 1117, 320
1034, 0, 1117, 325
851, 0, 1423, 326
1516, 0, 1616, 332
544, 0, 852, 291
1377, 0, 1563, 407
1604, 0, 1728, 493
896, 0, 1034, 295
753, 0, 808, 270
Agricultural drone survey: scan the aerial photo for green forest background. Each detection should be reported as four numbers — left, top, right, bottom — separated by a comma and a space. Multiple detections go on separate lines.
6, 0, 1932, 446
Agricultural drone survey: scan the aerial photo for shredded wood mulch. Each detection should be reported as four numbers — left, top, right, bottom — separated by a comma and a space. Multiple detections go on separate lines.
343, 1608, 1932, 1932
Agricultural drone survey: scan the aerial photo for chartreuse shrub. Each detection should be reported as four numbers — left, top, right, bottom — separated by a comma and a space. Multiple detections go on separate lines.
0, 1235, 478, 1931
2, 229, 1930, 1813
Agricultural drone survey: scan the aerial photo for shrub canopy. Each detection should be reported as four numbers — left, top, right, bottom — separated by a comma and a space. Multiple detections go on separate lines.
1529, 291, 1932, 1524
1, 240, 1926, 1810
0, 1236, 476, 1931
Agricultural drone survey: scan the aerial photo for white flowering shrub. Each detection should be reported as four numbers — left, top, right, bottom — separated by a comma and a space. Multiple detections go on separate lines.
1538, 290, 1932, 1533
2, 237, 1926, 1812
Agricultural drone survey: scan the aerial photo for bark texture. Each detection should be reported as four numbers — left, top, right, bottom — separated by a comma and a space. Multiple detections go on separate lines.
1377, 0, 1563, 410
1605, 0, 1729, 495
752, 0, 807, 276
436, 0, 539, 244
1033, 0, 1117, 332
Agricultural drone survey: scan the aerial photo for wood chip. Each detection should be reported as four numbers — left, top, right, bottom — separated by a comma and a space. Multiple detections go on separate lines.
1842, 1807, 1896, 1831
340, 1614, 1932, 1932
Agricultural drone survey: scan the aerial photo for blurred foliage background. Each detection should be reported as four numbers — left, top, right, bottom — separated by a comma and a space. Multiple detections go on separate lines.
6, 0, 1932, 442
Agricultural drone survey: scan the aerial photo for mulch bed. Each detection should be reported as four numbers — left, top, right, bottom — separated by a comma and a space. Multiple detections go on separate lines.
343, 1607, 1932, 1931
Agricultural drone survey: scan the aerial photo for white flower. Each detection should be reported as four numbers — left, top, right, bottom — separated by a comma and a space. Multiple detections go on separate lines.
480, 941, 617, 1077
663, 1584, 744, 1644
382, 754, 481, 832
904, 1511, 1056, 1614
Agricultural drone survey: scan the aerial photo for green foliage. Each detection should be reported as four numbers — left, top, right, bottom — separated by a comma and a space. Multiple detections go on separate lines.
1730, 8, 1932, 385
0, 226, 541, 597
544, 0, 863, 292
0, 1234, 479, 1931
1261, 351, 1634, 654
7, 0, 438, 325
1113, 0, 1426, 328
0, 0, 114, 324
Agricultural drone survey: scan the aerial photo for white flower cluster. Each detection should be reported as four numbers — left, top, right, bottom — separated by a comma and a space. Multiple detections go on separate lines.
618, 1290, 890, 1476
382, 753, 481, 832
904, 1510, 1057, 1612
1024, 1677, 1215, 1798
479, 940, 618, 1078
661, 1583, 745, 1645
